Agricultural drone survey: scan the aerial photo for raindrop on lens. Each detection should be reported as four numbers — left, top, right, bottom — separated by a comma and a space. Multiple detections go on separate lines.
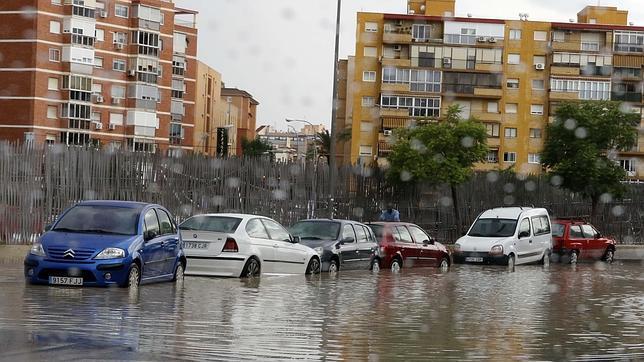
486, 171, 499, 183
503, 183, 515, 193
525, 181, 536, 192
272, 190, 286, 200
599, 193, 613, 203
564, 118, 577, 130
503, 195, 515, 205
460, 136, 474, 148
550, 175, 563, 186
574, 127, 588, 139
439, 197, 452, 207
611, 205, 624, 217
400, 171, 412, 182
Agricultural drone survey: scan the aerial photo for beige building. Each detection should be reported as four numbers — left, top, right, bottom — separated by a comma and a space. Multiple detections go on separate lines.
194, 61, 222, 156
337, 0, 644, 179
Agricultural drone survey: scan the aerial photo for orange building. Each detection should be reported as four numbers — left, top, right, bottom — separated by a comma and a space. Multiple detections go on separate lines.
220, 88, 259, 156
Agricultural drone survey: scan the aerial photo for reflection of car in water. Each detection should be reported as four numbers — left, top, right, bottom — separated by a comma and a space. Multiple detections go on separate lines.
289, 219, 380, 273
551, 218, 616, 264
24, 200, 186, 288
453, 207, 552, 269
180, 214, 321, 277
366, 222, 451, 272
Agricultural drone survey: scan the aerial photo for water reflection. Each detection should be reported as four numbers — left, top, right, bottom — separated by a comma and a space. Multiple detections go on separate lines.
0, 263, 642, 360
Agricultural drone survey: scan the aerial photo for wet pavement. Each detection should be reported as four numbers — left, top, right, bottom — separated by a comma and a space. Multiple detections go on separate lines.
0, 262, 643, 361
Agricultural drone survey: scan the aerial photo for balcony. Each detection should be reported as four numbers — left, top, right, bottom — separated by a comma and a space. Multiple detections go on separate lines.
134, 99, 158, 111
550, 66, 580, 76
126, 111, 159, 129
472, 112, 502, 122
551, 41, 584, 52
474, 63, 502, 73
383, 32, 412, 44
611, 91, 642, 103
381, 58, 411, 67
549, 91, 579, 101
137, 19, 161, 31
381, 117, 410, 129
378, 140, 393, 156
614, 44, 644, 54
381, 83, 410, 92
473, 87, 503, 98
70, 34, 95, 48
380, 108, 409, 118
486, 137, 501, 147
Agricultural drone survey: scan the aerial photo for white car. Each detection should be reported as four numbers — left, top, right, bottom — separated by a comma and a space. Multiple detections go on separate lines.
179, 213, 321, 277
453, 207, 552, 269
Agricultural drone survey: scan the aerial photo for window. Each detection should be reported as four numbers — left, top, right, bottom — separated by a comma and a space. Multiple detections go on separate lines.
95, 28, 104, 42
486, 150, 499, 163
364, 46, 377, 57
111, 85, 125, 99
113, 59, 126, 72
529, 128, 542, 138
505, 103, 518, 114
383, 67, 441, 92
132, 31, 160, 56
143, 209, 160, 239
359, 145, 372, 156
109, 113, 124, 126
47, 77, 59, 91
91, 112, 101, 122
360, 121, 372, 132
534, 31, 547, 41
569, 225, 584, 239
518, 218, 531, 237
113, 32, 127, 44
485, 123, 500, 137
509, 29, 521, 40
362, 96, 375, 107
412, 24, 432, 41
341, 224, 356, 242
619, 159, 636, 174
365, 22, 378, 32
550, 78, 611, 100
581, 224, 599, 238
51, 0, 61, 4
156, 209, 174, 235
380, 95, 441, 117
362, 71, 376, 82
532, 79, 545, 90
48, 48, 60, 62
508, 54, 520, 64
353, 224, 368, 243
246, 219, 269, 239
261, 219, 291, 242
533, 55, 546, 65
408, 226, 430, 243
506, 78, 519, 89
528, 153, 541, 164
530, 104, 544, 115
94, 56, 103, 68
504, 127, 517, 139
531, 216, 551, 236
47, 106, 58, 119
115, 4, 129, 18
395, 226, 414, 243
503, 152, 517, 163
552, 31, 565, 42
92, 83, 102, 94
49, 21, 61, 34
487, 102, 498, 113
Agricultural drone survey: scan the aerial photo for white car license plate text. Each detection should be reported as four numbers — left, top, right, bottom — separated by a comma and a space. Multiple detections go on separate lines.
49, 276, 83, 286
465, 257, 484, 262
185, 242, 208, 249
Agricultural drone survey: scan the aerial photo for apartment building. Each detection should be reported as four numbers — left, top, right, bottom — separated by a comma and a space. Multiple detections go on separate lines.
220, 88, 259, 156
0, 0, 198, 154
193, 60, 222, 156
339, 0, 644, 179
256, 125, 318, 163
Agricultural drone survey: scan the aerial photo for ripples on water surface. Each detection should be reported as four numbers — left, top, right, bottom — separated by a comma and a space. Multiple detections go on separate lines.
0, 263, 642, 361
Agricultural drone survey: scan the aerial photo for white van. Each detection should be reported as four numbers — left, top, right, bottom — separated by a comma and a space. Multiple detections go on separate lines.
453, 207, 552, 268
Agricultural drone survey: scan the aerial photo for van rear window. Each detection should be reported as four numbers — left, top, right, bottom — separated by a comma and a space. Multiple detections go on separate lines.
552, 223, 565, 237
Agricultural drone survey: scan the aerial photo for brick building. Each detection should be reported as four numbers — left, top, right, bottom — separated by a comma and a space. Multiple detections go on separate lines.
0, 0, 198, 154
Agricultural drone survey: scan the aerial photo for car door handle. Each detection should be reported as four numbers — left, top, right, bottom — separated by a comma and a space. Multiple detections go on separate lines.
273, 244, 279, 248
529, 240, 533, 243
356, 250, 360, 253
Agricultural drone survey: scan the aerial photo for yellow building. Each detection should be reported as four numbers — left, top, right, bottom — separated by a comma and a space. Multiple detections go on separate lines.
194, 61, 222, 156
339, 0, 644, 179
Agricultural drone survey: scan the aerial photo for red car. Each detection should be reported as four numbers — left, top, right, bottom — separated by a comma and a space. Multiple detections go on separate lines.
552, 218, 617, 264
366, 222, 451, 271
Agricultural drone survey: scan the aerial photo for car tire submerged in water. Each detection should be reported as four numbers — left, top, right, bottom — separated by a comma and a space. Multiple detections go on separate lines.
439, 258, 449, 270
241, 257, 261, 278
603, 249, 614, 264
305, 257, 321, 275
541, 250, 550, 266
507, 254, 515, 271
328, 259, 339, 274
570, 250, 579, 264
370, 258, 380, 273
120, 264, 140, 288
173, 262, 185, 283
390, 258, 402, 272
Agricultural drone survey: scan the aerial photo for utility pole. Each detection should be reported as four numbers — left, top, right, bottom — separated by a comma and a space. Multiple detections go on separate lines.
328, 0, 342, 219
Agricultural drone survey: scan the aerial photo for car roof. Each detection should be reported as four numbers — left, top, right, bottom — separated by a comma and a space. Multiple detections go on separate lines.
553, 218, 587, 224
365, 221, 419, 227
77, 200, 153, 209
295, 219, 362, 225
478, 207, 547, 220
187, 213, 271, 219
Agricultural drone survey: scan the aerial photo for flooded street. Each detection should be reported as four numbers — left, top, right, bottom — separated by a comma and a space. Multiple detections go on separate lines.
0, 262, 643, 361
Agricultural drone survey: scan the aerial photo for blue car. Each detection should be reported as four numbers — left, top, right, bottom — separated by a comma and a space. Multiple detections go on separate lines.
24, 200, 186, 288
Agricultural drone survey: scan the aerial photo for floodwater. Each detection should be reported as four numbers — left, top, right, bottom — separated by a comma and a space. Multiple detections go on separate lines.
0, 262, 643, 361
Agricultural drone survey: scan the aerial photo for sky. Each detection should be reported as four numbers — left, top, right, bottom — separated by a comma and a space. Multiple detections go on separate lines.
175, 0, 644, 131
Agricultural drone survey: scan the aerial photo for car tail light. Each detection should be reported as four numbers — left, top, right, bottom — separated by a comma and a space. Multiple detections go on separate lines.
222, 238, 239, 253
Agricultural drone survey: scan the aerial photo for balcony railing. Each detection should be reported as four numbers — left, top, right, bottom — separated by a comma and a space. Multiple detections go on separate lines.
611, 91, 642, 103
71, 34, 95, 48
614, 44, 644, 53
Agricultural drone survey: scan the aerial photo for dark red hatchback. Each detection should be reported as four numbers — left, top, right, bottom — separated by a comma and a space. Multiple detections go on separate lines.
552, 218, 617, 264
366, 222, 451, 271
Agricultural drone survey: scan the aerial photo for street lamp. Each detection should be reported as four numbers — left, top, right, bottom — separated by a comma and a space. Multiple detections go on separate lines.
287, 125, 300, 163
286, 118, 317, 218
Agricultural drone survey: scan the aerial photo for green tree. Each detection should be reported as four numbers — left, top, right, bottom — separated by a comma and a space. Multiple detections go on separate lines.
542, 101, 639, 219
241, 137, 273, 158
309, 128, 351, 164
387, 105, 488, 232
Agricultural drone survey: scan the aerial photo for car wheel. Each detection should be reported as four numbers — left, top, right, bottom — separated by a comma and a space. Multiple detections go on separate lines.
541, 250, 550, 267
328, 259, 339, 274
306, 257, 321, 275
124, 264, 140, 288
173, 262, 185, 283
603, 249, 614, 264
507, 254, 515, 271
370, 258, 380, 273
570, 250, 579, 265
241, 257, 261, 278
390, 258, 402, 273
439, 258, 449, 270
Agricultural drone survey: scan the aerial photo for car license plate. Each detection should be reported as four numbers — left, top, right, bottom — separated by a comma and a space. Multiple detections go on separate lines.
465, 257, 484, 262
185, 242, 208, 249
49, 276, 83, 286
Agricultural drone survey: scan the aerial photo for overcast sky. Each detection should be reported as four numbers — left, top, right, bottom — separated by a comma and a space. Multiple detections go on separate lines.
175, 0, 644, 131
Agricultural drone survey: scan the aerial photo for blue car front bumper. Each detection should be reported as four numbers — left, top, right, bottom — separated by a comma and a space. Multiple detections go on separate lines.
24, 254, 131, 287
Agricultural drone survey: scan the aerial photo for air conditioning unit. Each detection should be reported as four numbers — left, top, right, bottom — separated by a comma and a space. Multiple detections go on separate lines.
114, 42, 124, 50
393, 45, 402, 51
95, 123, 103, 130
477, 36, 487, 42
108, 124, 117, 130
535, 63, 545, 70
111, 97, 121, 105
94, 95, 104, 103
383, 130, 393, 136
99, 10, 108, 18
442, 57, 452, 65
488, 37, 497, 43
128, 69, 137, 77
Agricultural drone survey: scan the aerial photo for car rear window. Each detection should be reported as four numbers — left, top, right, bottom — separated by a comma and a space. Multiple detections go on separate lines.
179, 216, 242, 233
290, 221, 340, 240
53, 205, 139, 235
369, 224, 384, 238
552, 223, 565, 237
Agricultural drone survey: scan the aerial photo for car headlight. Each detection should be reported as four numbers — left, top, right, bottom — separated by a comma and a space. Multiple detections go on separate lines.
30, 242, 45, 257
94, 248, 125, 260
314, 247, 324, 255
490, 245, 503, 255
453, 244, 461, 253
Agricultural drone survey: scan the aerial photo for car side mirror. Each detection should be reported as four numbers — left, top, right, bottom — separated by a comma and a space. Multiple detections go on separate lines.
44, 224, 52, 232
144, 231, 156, 242
595, 233, 601, 239
423, 239, 435, 245
519, 231, 530, 239
291, 236, 301, 244
342, 237, 355, 244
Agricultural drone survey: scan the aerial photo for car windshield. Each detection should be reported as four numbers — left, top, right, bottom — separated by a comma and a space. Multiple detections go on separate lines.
467, 218, 517, 238
179, 216, 242, 233
552, 223, 565, 237
52, 205, 139, 235
290, 221, 340, 240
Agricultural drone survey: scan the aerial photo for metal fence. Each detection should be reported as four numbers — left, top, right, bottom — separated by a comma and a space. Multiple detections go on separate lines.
1, 143, 642, 245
